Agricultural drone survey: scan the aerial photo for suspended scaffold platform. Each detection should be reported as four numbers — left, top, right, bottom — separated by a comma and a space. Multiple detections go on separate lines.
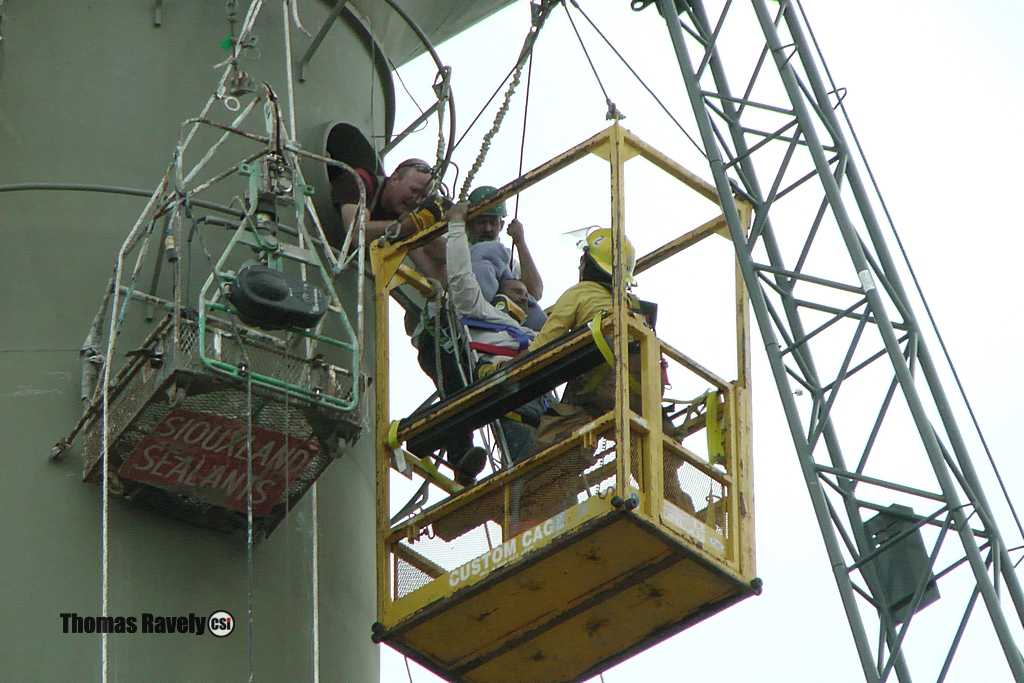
52, 73, 369, 540
371, 124, 760, 683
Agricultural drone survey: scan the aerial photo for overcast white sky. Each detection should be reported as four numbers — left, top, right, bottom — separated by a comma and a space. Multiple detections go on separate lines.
378, 2, 1024, 681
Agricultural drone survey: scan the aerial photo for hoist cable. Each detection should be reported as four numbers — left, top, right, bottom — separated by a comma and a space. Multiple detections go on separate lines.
98, 171, 172, 683
0, 0, 7, 86
369, 16, 379, 161
311, 482, 322, 683
186, 199, 257, 681
796, 0, 1024, 544
514, 52, 534, 221
459, 65, 525, 200
283, 0, 299, 143
390, 54, 431, 130
567, 0, 706, 158
453, 62, 520, 152
510, 52, 535, 272
562, 3, 622, 121
245, 373, 255, 683
288, 0, 311, 38
459, 0, 558, 200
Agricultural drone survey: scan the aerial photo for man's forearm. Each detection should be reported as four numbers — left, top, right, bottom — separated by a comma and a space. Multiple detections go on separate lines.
513, 239, 543, 300
340, 203, 412, 242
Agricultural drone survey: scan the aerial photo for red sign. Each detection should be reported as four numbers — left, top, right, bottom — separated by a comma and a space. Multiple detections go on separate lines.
119, 409, 320, 516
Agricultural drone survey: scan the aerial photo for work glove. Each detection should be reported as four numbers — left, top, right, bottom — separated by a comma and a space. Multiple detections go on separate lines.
408, 196, 447, 232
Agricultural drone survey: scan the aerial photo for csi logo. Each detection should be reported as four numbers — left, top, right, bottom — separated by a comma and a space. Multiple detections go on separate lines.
208, 610, 234, 638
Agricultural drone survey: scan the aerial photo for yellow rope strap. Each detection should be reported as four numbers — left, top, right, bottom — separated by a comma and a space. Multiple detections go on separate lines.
588, 310, 642, 394
703, 391, 727, 526
704, 391, 724, 464
387, 420, 401, 449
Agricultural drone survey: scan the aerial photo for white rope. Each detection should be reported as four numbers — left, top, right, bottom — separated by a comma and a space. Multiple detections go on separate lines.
182, 96, 260, 186
99, 170, 172, 683
283, 0, 298, 144
289, 0, 312, 38
354, 191, 366, 406
246, 373, 255, 683
235, 0, 266, 59
312, 484, 322, 683
303, 194, 344, 274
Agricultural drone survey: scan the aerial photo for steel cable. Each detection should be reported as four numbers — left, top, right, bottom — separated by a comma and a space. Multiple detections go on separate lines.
453, 63, 520, 153
563, 2, 623, 121
459, 0, 559, 200
568, 0, 706, 158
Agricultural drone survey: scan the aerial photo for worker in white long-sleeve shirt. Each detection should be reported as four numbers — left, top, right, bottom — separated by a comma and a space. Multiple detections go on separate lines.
435, 200, 548, 474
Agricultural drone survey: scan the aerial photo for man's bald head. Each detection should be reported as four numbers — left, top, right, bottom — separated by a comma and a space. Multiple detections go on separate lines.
382, 159, 435, 214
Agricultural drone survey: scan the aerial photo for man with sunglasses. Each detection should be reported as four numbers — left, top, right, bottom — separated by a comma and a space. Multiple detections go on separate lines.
331, 158, 447, 281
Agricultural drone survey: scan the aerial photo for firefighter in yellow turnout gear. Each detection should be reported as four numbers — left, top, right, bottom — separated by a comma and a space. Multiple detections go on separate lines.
528, 228, 635, 349
528, 228, 642, 449
525, 228, 696, 514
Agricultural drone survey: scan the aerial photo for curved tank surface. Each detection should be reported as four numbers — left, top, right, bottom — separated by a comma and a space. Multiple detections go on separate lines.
0, 1, 508, 681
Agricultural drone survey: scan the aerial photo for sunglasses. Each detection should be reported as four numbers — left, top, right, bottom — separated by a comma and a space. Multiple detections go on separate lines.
395, 161, 434, 175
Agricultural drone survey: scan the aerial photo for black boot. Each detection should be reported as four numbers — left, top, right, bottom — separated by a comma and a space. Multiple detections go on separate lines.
451, 446, 487, 487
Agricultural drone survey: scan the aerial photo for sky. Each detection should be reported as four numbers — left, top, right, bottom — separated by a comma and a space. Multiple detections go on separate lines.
378, 2, 1024, 682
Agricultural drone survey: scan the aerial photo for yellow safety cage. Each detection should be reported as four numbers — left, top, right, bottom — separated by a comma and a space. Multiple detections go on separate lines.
371, 123, 757, 683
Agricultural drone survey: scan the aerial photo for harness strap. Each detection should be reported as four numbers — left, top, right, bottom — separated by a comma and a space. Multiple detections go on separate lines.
589, 311, 642, 394
462, 317, 533, 349
469, 341, 520, 358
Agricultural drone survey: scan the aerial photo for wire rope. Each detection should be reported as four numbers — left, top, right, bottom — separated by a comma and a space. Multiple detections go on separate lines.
459, 0, 558, 200
391, 55, 427, 119
245, 372, 255, 683
283, 0, 299, 143
312, 483, 322, 683
369, 13, 378, 160
513, 52, 534, 221
508, 51, 535, 277
796, 0, 1024, 544
452, 62, 520, 152
186, 196, 259, 682
562, 3, 623, 121
386, 51, 432, 146
567, 0, 706, 158
98, 171, 172, 683
0, 0, 6, 86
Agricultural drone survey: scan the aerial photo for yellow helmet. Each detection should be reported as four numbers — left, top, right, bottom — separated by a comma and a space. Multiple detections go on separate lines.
584, 228, 636, 285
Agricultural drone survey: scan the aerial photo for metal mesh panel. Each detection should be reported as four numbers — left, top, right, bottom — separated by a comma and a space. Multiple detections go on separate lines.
395, 555, 437, 598
80, 318, 360, 538
674, 459, 729, 535
195, 322, 352, 402
391, 425, 618, 600
662, 440, 732, 557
